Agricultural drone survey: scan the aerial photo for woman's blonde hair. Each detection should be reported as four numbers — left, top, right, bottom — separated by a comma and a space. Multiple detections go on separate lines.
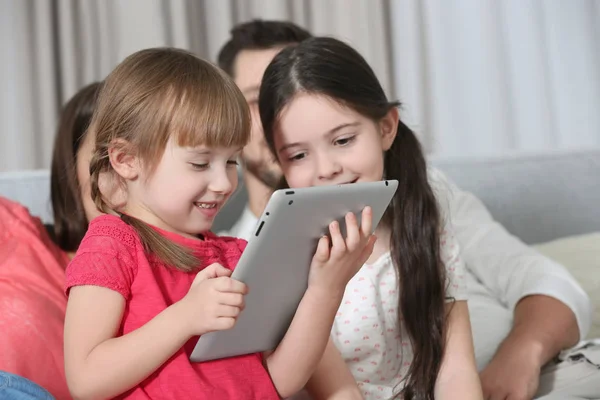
88, 48, 250, 271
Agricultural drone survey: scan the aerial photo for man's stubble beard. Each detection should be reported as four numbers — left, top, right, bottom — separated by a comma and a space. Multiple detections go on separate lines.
242, 156, 282, 190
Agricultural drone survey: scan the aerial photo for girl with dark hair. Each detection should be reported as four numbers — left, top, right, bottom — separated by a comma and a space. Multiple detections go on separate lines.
260, 37, 483, 399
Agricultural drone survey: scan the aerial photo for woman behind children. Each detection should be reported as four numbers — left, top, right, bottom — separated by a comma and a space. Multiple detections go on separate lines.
259, 37, 483, 400
0, 81, 102, 400
63, 47, 375, 400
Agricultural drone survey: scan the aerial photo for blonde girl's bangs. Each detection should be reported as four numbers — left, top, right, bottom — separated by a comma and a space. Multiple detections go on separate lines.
170, 67, 251, 150
94, 49, 251, 171
87, 48, 251, 272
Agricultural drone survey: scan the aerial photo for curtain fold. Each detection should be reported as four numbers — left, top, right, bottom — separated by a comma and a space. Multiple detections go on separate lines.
389, 0, 600, 156
1, 0, 598, 171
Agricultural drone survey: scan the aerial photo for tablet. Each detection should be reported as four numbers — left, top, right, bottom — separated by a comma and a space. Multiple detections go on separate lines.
190, 179, 398, 362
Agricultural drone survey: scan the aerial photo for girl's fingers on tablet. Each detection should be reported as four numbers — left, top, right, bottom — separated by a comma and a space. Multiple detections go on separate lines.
329, 220, 346, 256
344, 212, 360, 251
219, 292, 246, 308
313, 235, 330, 263
360, 206, 373, 237
193, 263, 232, 286
214, 317, 237, 331
218, 304, 242, 318
213, 277, 248, 294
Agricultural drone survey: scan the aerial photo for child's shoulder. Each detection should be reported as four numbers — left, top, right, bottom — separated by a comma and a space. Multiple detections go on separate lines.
67, 214, 141, 297
82, 214, 141, 251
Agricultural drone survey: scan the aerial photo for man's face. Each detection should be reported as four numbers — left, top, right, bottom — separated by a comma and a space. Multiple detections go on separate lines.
233, 47, 286, 189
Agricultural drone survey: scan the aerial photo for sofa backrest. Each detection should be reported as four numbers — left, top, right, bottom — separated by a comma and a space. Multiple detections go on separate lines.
432, 148, 600, 244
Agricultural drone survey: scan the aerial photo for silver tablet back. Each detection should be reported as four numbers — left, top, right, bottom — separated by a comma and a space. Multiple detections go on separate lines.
190, 179, 398, 362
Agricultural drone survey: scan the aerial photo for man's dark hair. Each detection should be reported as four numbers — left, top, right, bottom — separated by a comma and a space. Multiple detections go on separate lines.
217, 19, 312, 77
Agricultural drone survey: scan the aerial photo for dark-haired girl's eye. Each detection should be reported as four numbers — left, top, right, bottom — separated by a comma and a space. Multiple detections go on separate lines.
334, 135, 356, 146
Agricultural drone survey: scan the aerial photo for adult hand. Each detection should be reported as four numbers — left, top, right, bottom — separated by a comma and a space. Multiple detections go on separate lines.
480, 337, 542, 400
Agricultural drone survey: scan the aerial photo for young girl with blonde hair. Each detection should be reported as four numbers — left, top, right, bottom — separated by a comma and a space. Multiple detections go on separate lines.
63, 47, 375, 400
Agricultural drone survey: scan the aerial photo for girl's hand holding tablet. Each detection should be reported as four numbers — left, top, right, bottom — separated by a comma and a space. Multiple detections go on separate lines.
178, 263, 248, 336
308, 206, 377, 298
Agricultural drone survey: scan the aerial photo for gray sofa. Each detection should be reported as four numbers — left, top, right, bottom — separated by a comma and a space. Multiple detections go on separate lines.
431, 149, 600, 244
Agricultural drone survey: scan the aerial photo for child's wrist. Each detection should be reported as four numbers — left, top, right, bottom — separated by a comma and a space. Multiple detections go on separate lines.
304, 285, 345, 305
167, 300, 194, 339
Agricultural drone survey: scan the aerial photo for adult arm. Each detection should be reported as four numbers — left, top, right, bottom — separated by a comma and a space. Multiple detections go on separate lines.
431, 168, 591, 345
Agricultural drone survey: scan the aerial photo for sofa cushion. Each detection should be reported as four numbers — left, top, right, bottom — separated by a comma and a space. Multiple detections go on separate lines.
533, 232, 600, 339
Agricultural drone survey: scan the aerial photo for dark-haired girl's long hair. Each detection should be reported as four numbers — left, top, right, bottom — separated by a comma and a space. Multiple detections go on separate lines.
259, 37, 448, 399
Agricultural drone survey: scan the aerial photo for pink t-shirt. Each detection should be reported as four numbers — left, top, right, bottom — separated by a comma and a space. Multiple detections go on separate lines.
0, 197, 71, 399
65, 214, 279, 400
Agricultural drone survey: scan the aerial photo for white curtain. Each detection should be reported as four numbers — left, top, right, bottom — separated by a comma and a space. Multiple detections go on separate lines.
1, 0, 599, 171
390, 0, 600, 155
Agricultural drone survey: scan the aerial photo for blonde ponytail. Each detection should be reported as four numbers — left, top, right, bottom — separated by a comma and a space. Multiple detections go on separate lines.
89, 144, 111, 214
89, 143, 199, 272
120, 214, 199, 272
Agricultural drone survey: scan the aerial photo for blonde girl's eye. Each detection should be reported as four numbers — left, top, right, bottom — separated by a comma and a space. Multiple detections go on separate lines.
190, 163, 209, 170
288, 152, 307, 162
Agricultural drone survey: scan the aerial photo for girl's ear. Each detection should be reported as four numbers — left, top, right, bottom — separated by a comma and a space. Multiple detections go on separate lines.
108, 139, 140, 181
380, 108, 399, 151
